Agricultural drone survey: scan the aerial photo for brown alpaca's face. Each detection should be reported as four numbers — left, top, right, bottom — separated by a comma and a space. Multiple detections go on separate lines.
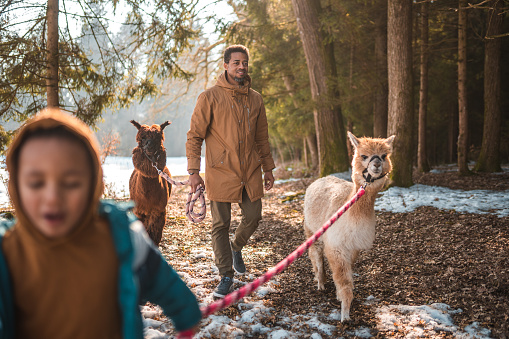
130, 120, 171, 156
348, 132, 395, 184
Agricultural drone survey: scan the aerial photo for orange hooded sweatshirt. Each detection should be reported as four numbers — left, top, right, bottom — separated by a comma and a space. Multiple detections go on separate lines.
2, 109, 122, 338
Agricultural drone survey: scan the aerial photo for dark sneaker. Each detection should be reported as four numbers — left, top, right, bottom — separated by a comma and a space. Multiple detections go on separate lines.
232, 248, 246, 275
213, 276, 234, 298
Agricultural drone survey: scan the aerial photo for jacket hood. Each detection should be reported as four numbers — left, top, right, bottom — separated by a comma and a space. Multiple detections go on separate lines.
5, 108, 103, 245
216, 71, 252, 97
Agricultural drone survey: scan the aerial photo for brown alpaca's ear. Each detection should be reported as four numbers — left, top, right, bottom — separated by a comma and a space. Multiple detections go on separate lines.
160, 121, 171, 130
385, 135, 396, 149
131, 120, 142, 130
347, 131, 360, 149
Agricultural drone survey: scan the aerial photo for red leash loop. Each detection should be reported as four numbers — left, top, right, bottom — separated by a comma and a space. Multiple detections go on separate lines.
199, 185, 366, 319
154, 165, 206, 223
175, 329, 194, 339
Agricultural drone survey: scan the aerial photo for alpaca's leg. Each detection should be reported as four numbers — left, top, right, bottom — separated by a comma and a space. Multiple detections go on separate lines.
308, 241, 326, 290
145, 212, 166, 246
144, 214, 157, 245
305, 226, 326, 289
148, 212, 166, 246
325, 248, 354, 322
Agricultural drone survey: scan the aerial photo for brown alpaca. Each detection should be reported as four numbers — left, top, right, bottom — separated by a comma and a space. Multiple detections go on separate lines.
303, 132, 395, 322
129, 120, 172, 246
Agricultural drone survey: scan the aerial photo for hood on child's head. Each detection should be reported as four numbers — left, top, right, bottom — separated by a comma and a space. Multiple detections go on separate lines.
5, 108, 103, 242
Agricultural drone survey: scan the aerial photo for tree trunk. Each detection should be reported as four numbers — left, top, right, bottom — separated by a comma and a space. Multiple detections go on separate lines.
303, 138, 308, 168
291, 0, 349, 177
46, 0, 59, 107
474, 0, 503, 173
448, 103, 458, 163
373, 0, 388, 138
457, 0, 470, 174
306, 134, 319, 170
387, 0, 414, 187
417, 1, 430, 172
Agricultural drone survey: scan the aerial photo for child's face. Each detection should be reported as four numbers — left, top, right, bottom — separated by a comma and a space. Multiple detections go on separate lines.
17, 137, 93, 239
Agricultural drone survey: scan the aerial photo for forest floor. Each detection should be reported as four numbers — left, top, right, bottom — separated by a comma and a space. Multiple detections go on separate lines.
153, 168, 509, 338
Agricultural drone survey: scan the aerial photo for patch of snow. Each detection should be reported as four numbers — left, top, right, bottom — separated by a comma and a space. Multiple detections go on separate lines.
376, 303, 492, 338
330, 169, 352, 181
461, 322, 492, 338
143, 318, 163, 328
375, 184, 509, 217
274, 178, 301, 185
250, 322, 272, 334
328, 309, 342, 321
352, 327, 372, 338
268, 329, 297, 339
364, 295, 380, 305
306, 316, 335, 335
255, 285, 276, 297
143, 328, 167, 339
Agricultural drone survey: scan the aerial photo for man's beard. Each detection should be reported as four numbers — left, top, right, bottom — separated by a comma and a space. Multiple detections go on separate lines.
234, 76, 244, 85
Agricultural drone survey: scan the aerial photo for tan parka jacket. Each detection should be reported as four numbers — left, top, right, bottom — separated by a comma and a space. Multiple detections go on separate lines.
186, 72, 275, 203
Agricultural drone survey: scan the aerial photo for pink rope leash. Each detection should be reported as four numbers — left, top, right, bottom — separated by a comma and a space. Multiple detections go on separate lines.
152, 165, 206, 223
199, 184, 366, 319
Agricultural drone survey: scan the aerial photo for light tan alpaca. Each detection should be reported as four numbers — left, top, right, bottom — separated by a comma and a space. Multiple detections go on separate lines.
303, 132, 395, 322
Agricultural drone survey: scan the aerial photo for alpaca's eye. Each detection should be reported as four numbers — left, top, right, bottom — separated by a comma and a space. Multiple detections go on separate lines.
381, 154, 387, 160
361, 155, 368, 160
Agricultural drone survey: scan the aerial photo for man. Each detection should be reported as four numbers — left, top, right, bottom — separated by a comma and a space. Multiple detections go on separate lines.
186, 45, 275, 298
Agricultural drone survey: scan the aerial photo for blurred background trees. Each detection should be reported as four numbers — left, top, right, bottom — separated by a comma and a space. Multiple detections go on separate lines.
1, 0, 508, 185
224, 0, 509, 184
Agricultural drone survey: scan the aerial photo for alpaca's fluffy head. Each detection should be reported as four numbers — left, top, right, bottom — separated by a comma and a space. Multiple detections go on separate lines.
130, 120, 171, 156
348, 132, 395, 187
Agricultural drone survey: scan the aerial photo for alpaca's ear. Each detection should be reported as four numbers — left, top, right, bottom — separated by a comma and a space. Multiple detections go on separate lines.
160, 121, 171, 130
130, 120, 141, 130
347, 131, 359, 149
385, 135, 396, 148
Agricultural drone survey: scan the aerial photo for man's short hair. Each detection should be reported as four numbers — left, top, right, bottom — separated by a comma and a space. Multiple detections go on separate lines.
224, 45, 249, 64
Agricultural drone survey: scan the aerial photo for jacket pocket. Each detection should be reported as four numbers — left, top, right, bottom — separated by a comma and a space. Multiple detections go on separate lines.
247, 147, 262, 178
211, 149, 226, 168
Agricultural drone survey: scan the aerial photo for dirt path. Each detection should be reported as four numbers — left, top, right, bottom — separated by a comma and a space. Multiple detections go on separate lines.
155, 173, 508, 338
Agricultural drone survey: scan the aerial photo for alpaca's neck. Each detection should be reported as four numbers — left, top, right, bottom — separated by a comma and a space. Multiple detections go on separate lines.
348, 176, 384, 219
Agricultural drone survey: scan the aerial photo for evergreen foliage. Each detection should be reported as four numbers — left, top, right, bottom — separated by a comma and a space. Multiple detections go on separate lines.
0, 0, 198, 125
225, 0, 509, 175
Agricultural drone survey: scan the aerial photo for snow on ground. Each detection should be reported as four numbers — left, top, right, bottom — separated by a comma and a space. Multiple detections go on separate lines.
376, 303, 492, 339
143, 241, 495, 339
376, 184, 509, 217
0, 156, 205, 207
1, 159, 505, 337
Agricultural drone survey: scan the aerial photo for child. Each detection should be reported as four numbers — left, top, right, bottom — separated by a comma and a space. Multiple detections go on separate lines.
0, 109, 201, 338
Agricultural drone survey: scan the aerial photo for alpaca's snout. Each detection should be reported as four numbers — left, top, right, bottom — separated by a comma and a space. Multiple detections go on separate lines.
142, 138, 157, 153
369, 157, 382, 172
142, 138, 153, 147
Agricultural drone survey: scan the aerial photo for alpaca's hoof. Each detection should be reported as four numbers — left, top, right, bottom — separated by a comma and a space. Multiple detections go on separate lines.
317, 282, 325, 290
341, 312, 350, 322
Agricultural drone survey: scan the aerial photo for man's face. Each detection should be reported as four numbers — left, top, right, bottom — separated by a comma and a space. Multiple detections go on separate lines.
224, 52, 249, 85
17, 137, 93, 239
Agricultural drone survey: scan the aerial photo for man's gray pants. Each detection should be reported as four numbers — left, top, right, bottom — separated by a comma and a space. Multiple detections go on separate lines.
210, 188, 262, 278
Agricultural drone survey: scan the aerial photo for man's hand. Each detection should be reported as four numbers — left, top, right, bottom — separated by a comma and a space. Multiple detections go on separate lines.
264, 171, 274, 191
188, 173, 205, 193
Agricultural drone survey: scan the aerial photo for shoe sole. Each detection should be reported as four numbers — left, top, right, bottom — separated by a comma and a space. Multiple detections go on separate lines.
213, 286, 234, 299
233, 267, 246, 275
